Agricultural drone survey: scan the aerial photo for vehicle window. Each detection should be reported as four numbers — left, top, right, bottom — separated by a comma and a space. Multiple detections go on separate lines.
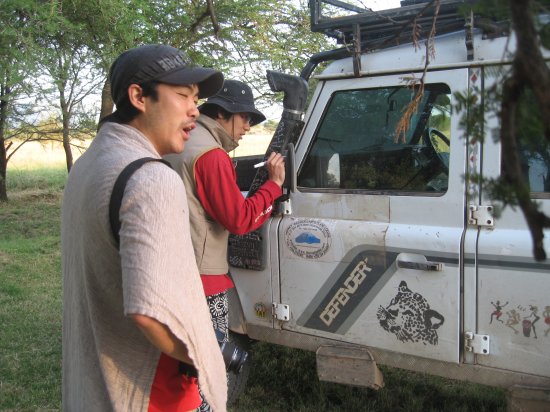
298, 84, 452, 194
521, 148, 550, 193
513, 90, 550, 194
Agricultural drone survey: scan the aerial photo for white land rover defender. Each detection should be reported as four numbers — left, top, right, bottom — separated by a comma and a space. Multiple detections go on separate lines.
227, 1, 550, 409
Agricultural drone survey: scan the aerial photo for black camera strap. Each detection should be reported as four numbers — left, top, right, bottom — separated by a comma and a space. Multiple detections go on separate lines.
109, 157, 199, 378
109, 157, 172, 249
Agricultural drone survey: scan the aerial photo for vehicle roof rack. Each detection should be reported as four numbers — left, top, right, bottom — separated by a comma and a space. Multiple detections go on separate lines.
310, 0, 479, 51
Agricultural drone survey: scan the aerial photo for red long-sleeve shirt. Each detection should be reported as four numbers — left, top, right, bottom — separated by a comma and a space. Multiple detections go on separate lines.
195, 148, 282, 295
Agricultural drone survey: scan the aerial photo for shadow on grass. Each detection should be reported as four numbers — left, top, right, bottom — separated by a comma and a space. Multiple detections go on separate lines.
230, 342, 506, 412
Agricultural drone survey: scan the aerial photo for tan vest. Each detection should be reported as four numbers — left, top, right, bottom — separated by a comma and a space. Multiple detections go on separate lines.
165, 116, 238, 275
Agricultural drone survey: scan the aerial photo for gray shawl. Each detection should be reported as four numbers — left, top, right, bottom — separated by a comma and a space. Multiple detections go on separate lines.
61, 122, 227, 411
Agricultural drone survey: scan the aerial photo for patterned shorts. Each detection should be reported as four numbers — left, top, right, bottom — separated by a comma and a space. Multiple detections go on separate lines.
198, 291, 229, 412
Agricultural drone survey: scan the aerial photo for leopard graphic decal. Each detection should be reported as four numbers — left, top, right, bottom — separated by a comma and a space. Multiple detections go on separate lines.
377, 281, 444, 345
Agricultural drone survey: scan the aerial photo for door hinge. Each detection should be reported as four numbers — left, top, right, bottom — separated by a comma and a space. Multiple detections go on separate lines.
464, 331, 490, 355
272, 303, 290, 322
279, 198, 292, 215
468, 205, 494, 227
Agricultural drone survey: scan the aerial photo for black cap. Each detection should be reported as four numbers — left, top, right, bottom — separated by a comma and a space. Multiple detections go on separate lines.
109, 44, 224, 105
199, 79, 266, 126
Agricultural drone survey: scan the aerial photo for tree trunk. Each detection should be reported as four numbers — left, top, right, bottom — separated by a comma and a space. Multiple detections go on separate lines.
63, 133, 73, 172
59, 86, 74, 172
62, 120, 73, 173
0, 88, 9, 202
0, 142, 8, 203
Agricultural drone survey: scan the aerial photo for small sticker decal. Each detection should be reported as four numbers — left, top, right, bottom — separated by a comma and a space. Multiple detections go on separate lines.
295, 232, 321, 244
254, 302, 268, 319
298, 247, 397, 334
285, 219, 331, 259
490, 301, 549, 339
318, 257, 372, 327
489, 300, 508, 324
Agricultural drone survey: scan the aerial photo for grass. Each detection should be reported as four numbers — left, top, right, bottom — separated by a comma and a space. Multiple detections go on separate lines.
6, 167, 67, 193
1, 170, 63, 411
231, 343, 506, 412
0, 167, 507, 411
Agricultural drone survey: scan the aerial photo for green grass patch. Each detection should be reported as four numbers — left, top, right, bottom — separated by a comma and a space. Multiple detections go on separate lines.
1, 181, 62, 411
6, 167, 67, 193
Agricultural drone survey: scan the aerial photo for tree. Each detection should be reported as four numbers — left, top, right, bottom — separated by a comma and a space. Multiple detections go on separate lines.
36, 34, 103, 172
71, 0, 331, 118
58, 0, 146, 120
33, 2, 105, 172
56, 0, 330, 160
0, 0, 47, 202
1, 0, 329, 199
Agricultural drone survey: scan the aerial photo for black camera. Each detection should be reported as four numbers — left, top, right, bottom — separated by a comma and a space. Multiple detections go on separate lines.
216, 330, 249, 375
179, 330, 249, 377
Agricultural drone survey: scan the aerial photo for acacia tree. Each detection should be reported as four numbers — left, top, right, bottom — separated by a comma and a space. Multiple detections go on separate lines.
59, 0, 146, 120
33, 3, 106, 172
3, 0, 327, 199
36, 34, 104, 172
47, 0, 329, 167
166, 0, 329, 108
69, 0, 330, 119
0, 1, 47, 202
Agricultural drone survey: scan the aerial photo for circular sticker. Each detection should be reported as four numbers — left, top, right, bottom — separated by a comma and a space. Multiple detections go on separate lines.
285, 219, 331, 259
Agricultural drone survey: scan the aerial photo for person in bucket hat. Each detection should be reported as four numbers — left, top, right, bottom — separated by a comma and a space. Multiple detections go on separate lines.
62, 44, 228, 412
164, 79, 284, 411
199, 79, 266, 127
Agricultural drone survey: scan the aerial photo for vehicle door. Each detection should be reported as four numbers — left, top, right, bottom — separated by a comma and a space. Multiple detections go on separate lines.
276, 69, 468, 363
474, 67, 550, 378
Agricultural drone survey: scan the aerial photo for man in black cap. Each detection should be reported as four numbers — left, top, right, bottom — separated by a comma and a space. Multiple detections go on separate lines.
164, 79, 285, 411
62, 44, 228, 412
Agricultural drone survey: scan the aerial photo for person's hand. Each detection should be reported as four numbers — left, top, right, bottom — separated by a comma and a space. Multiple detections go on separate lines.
266, 152, 285, 187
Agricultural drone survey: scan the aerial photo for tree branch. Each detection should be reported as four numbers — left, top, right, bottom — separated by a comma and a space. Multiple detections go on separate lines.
501, 0, 550, 260
512, 0, 550, 135
190, 0, 220, 37
206, 0, 220, 36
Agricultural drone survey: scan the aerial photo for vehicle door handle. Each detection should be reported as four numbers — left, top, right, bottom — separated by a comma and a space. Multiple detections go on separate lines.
397, 260, 444, 271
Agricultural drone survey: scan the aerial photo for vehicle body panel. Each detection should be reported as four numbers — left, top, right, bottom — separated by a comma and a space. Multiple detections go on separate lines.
229, 21, 550, 390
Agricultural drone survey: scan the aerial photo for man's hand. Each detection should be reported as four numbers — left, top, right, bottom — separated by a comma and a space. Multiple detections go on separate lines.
266, 152, 285, 187
131, 314, 194, 365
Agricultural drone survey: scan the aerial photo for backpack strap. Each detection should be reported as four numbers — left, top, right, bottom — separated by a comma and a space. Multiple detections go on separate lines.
109, 157, 172, 248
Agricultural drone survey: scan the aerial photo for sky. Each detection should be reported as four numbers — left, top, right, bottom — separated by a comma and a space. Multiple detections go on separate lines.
294, 0, 402, 11
363, 0, 402, 11
261, 0, 405, 121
